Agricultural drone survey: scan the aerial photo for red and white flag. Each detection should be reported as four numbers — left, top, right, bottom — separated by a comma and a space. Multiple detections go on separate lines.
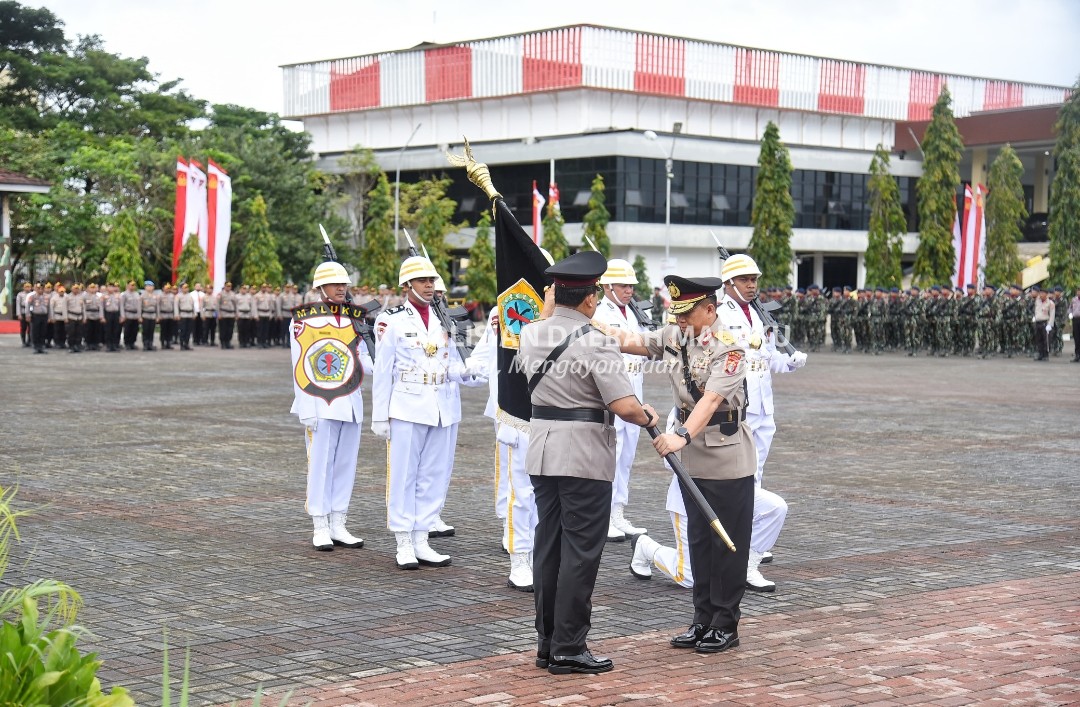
172, 157, 189, 282
184, 159, 209, 255
954, 185, 987, 290
548, 182, 561, 215
207, 160, 232, 294
532, 180, 545, 244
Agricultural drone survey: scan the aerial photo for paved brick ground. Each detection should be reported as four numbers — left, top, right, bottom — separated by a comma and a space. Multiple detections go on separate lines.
2, 335, 1078, 706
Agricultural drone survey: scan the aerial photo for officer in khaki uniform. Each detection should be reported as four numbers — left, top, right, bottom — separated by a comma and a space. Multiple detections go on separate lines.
83, 283, 104, 350
175, 282, 196, 350
102, 283, 122, 351
236, 284, 255, 348
48, 284, 68, 349
139, 281, 160, 350
65, 283, 85, 352
517, 251, 656, 676
616, 275, 756, 655
218, 282, 237, 348
120, 281, 141, 350
158, 283, 177, 349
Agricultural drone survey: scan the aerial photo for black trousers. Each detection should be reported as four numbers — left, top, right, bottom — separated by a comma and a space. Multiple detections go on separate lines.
67, 318, 83, 350
531, 474, 611, 657
204, 317, 217, 345
141, 318, 156, 349
160, 317, 175, 347
20, 318, 29, 345
104, 312, 120, 349
193, 316, 203, 344
178, 318, 192, 347
257, 316, 271, 347
30, 314, 47, 351
85, 318, 102, 348
122, 318, 140, 349
1073, 319, 1079, 359
53, 320, 67, 348
683, 475, 754, 632
1034, 322, 1050, 360
219, 317, 235, 347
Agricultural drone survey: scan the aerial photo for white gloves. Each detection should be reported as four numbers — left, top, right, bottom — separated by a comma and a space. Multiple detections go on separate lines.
1032, 316, 1037, 323
371, 421, 391, 439
495, 423, 520, 448
300, 416, 318, 431
790, 351, 808, 369
1046, 323, 1053, 333
1070, 313, 1074, 320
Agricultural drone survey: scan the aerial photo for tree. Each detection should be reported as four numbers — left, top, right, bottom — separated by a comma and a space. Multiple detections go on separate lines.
175, 236, 209, 287
400, 176, 462, 280
102, 211, 144, 286
632, 254, 651, 300
914, 86, 964, 287
984, 145, 1027, 285
240, 195, 283, 286
864, 145, 906, 289
1048, 78, 1080, 292
748, 121, 794, 288
358, 173, 400, 288
582, 175, 611, 257
540, 201, 570, 263
337, 145, 383, 248
464, 210, 496, 313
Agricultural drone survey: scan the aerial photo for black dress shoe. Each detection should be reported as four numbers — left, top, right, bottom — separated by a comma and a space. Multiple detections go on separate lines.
670, 623, 707, 649
547, 650, 612, 675
535, 651, 549, 669
695, 627, 739, 654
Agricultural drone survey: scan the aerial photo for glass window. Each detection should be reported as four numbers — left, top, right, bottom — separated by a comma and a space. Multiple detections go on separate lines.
625, 189, 643, 206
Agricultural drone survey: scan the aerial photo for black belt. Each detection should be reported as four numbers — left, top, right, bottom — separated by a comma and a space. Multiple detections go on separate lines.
532, 405, 612, 425
677, 407, 746, 436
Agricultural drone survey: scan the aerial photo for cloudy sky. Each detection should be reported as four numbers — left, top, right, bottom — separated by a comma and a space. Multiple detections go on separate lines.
35, 0, 1080, 114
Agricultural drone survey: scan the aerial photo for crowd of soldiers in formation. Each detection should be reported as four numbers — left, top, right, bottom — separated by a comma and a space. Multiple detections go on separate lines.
15, 280, 412, 354
766, 283, 1077, 360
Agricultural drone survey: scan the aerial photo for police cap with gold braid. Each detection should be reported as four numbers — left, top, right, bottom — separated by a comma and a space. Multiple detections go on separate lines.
664, 275, 724, 315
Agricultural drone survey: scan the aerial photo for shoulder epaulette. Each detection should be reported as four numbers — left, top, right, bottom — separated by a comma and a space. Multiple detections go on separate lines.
384, 304, 406, 316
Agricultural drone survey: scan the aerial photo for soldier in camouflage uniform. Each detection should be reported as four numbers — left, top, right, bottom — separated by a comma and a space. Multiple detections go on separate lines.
790, 288, 806, 348
851, 289, 868, 353
867, 288, 887, 355
885, 288, 902, 351
903, 286, 924, 356
829, 287, 848, 352
976, 285, 999, 358
803, 284, 827, 352
923, 287, 941, 355
956, 284, 979, 357
998, 286, 1022, 358
1020, 287, 1037, 357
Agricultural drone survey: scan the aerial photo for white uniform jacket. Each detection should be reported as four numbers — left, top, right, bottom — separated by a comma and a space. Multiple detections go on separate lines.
716, 294, 799, 417
592, 296, 646, 397
465, 309, 501, 420
289, 310, 373, 424
372, 303, 470, 427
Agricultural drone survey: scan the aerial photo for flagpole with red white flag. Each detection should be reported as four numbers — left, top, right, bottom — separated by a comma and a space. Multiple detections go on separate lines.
172, 157, 189, 282
184, 159, 209, 257
548, 181, 560, 216
531, 180, 545, 244
206, 161, 232, 294
971, 184, 987, 290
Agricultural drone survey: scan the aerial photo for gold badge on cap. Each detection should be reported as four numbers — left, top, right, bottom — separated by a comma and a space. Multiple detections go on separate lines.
668, 283, 681, 299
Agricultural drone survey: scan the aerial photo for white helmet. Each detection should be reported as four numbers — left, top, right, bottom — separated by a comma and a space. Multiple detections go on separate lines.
720, 254, 762, 281
398, 256, 439, 286
599, 258, 637, 285
434, 275, 447, 292
312, 261, 351, 288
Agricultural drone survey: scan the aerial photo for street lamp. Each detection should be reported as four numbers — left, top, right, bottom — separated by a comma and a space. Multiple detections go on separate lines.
394, 123, 422, 243
643, 128, 678, 268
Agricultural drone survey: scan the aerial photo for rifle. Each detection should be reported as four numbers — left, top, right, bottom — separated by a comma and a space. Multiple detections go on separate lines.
401, 229, 473, 362
708, 230, 796, 355
318, 224, 378, 357
582, 235, 657, 330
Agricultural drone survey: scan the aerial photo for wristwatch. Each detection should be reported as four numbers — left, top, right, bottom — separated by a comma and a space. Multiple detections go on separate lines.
675, 426, 692, 445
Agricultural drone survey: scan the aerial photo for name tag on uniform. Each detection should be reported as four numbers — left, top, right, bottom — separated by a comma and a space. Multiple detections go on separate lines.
405, 332, 417, 337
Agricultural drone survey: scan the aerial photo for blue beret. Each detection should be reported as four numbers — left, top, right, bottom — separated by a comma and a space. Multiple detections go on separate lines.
890, 287, 900, 293
796, 287, 806, 294
1053, 285, 1064, 292
930, 285, 941, 292
1031, 285, 1042, 292
965, 283, 976, 289
874, 287, 885, 293
910, 285, 921, 291
144, 280, 154, 287
831, 286, 841, 292
808, 283, 821, 290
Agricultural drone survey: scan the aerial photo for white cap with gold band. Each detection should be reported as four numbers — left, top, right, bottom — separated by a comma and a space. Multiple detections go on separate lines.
398, 256, 439, 286
599, 258, 637, 285
720, 254, 762, 282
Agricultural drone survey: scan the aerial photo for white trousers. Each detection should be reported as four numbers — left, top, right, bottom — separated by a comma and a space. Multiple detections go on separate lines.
652, 510, 695, 588
654, 486, 785, 589
503, 434, 537, 554
304, 420, 360, 517
495, 429, 510, 520
611, 417, 641, 509
746, 408, 777, 486
386, 419, 454, 533
433, 422, 459, 518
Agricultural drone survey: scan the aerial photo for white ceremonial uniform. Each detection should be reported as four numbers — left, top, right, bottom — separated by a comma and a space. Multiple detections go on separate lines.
467, 311, 511, 521
289, 309, 373, 518
372, 301, 472, 534
591, 296, 646, 514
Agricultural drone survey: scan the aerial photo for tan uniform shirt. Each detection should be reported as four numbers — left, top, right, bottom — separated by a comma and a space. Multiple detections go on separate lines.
642, 319, 755, 481
1034, 298, 1055, 323
518, 308, 636, 482
175, 292, 196, 318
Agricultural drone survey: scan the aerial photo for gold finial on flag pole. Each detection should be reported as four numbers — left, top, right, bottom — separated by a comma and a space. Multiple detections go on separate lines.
446, 137, 502, 202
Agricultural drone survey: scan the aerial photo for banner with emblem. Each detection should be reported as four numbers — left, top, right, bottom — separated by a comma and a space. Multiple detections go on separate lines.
494, 198, 551, 424
291, 302, 368, 403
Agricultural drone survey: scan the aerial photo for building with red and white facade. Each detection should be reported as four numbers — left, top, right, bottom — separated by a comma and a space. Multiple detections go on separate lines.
283, 25, 1069, 288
